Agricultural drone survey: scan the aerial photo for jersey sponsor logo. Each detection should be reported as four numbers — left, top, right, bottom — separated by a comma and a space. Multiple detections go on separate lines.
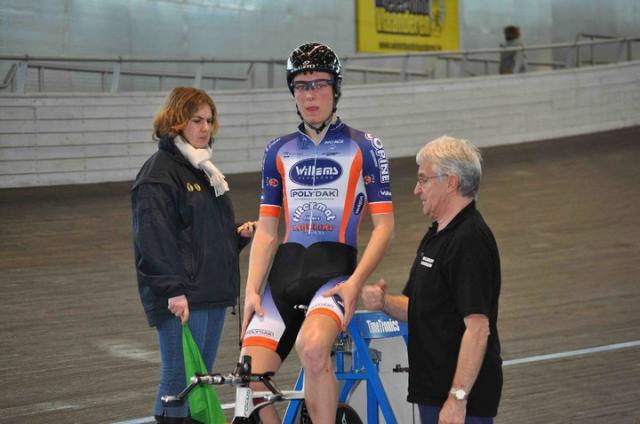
292, 201, 337, 222
245, 328, 276, 338
366, 134, 390, 183
323, 138, 344, 145
289, 158, 342, 186
290, 188, 339, 199
366, 133, 385, 151
420, 255, 434, 268
378, 188, 392, 198
282, 150, 307, 158
267, 177, 280, 187
264, 138, 280, 154
374, 147, 390, 183
292, 223, 335, 232
353, 192, 366, 215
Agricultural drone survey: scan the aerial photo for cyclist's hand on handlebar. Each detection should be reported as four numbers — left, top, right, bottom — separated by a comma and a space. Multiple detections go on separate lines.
323, 278, 361, 331
361, 278, 387, 311
240, 291, 263, 339
168, 295, 190, 324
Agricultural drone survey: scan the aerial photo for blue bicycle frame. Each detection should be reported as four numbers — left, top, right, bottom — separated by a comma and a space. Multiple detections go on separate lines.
282, 310, 409, 424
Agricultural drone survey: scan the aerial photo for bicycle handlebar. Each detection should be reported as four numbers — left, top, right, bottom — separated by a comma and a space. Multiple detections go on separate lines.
161, 356, 279, 405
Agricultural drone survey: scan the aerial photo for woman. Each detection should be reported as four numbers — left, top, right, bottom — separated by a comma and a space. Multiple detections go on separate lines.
131, 87, 255, 424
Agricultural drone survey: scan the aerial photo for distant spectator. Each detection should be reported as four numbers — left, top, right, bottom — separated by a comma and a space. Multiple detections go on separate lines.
499, 25, 527, 74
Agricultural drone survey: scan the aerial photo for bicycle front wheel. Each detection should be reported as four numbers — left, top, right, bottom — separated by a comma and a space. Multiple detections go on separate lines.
299, 401, 363, 424
335, 403, 363, 424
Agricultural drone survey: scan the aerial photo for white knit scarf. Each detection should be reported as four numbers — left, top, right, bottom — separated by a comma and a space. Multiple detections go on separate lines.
174, 136, 229, 197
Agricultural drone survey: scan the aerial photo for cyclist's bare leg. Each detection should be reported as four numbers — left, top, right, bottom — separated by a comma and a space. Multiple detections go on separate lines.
295, 313, 341, 424
240, 345, 282, 424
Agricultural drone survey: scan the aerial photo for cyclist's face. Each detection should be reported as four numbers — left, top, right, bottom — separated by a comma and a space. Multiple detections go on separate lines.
293, 71, 335, 126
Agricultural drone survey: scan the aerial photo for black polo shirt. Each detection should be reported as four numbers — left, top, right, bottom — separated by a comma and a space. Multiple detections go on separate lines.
402, 201, 502, 417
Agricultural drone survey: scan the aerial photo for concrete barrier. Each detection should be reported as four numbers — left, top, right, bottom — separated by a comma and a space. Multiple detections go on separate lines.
1, 61, 639, 188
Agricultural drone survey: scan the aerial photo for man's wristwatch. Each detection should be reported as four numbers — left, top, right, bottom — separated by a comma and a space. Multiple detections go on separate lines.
449, 387, 468, 401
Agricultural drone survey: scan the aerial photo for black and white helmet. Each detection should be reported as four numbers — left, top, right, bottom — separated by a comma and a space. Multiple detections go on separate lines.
286, 43, 342, 103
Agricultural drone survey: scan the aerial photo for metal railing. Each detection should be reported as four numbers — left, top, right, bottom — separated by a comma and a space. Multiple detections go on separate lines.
1, 36, 638, 94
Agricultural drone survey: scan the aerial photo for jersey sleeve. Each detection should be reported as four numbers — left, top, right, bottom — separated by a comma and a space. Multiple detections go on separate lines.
360, 133, 393, 215
259, 138, 283, 218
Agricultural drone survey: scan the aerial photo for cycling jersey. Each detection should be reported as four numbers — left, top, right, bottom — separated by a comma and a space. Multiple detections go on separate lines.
243, 119, 394, 360
259, 119, 393, 247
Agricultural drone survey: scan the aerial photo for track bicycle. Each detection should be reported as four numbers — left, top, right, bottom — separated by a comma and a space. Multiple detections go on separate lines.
162, 310, 408, 423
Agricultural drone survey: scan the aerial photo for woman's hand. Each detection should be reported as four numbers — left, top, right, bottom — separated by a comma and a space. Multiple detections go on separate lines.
168, 295, 189, 324
237, 221, 257, 238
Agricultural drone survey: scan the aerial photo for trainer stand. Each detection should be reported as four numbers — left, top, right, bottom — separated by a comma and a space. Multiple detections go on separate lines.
283, 311, 409, 424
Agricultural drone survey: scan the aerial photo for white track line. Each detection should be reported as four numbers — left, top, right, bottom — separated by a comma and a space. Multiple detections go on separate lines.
113, 340, 640, 424
503, 340, 640, 366
113, 419, 155, 424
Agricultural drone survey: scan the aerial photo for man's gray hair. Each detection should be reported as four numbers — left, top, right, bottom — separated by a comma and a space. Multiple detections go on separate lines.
416, 135, 482, 199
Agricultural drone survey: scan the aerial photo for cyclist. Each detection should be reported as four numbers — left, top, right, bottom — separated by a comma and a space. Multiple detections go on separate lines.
240, 42, 395, 424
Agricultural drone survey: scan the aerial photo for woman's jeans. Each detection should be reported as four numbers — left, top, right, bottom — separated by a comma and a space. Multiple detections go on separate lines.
419, 403, 493, 424
154, 308, 226, 418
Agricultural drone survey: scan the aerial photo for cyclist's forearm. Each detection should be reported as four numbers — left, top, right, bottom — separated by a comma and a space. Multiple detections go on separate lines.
245, 218, 279, 295
350, 214, 394, 288
382, 293, 409, 322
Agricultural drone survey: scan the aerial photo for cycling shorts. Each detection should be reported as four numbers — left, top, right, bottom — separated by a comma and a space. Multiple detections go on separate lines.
242, 241, 356, 360
242, 276, 347, 361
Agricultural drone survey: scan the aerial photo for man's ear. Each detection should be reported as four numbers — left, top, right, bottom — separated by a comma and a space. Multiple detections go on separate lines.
447, 174, 460, 193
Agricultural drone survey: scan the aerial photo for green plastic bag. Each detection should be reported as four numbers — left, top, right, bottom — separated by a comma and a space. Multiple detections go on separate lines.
182, 324, 225, 424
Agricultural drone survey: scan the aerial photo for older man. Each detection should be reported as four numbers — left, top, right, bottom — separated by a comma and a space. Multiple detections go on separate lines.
362, 136, 502, 424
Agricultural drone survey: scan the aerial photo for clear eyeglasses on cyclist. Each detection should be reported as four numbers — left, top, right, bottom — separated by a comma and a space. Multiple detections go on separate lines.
416, 174, 448, 186
291, 79, 335, 93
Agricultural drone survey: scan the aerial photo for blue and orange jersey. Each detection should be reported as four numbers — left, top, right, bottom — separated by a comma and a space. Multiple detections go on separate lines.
259, 119, 393, 248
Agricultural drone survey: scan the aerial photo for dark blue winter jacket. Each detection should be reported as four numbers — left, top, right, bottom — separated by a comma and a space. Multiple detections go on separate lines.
131, 136, 249, 326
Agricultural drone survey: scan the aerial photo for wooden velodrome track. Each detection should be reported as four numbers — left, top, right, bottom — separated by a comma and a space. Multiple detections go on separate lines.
1, 127, 639, 424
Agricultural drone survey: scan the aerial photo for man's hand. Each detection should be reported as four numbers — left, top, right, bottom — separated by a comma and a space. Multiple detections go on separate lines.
240, 290, 264, 339
439, 396, 467, 424
168, 295, 189, 324
323, 277, 361, 331
361, 278, 387, 311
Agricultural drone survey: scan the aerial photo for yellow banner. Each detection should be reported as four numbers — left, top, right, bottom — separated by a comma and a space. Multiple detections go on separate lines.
357, 0, 459, 53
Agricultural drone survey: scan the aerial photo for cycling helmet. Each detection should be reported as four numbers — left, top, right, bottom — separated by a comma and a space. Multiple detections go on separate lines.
286, 43, 342, 102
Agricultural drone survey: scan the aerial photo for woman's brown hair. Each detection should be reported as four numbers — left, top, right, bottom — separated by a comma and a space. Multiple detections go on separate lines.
153, 87, 219, 145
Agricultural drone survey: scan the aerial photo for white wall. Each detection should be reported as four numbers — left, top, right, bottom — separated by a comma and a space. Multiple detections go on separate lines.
3, 0, 639, 93
3, 0, 638, 59
1, 61, 639, 188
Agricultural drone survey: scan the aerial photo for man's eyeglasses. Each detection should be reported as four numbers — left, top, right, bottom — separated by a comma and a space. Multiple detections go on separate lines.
416, 174, 448, 186
291, 79, 335, 93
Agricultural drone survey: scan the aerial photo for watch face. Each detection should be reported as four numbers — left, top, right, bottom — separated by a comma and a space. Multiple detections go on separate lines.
455, 390, 465, 400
